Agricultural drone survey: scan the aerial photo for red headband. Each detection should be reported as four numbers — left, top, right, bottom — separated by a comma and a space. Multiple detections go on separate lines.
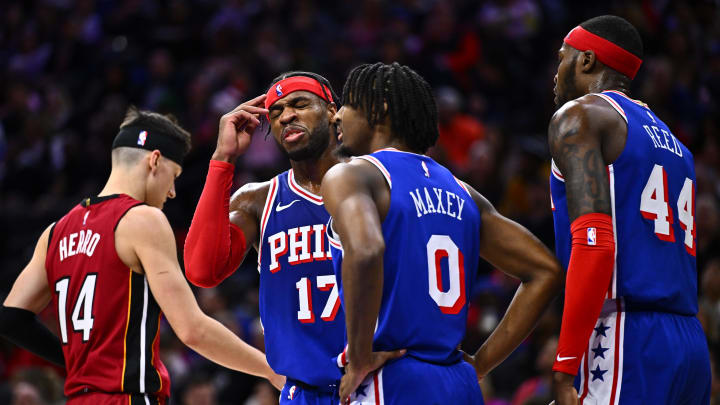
265, 76, 333, 110
564, 26, 642, 79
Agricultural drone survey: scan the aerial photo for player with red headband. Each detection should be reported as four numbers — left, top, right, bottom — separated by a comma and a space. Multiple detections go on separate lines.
184, 72, 372, 404
549, 15, 710, 404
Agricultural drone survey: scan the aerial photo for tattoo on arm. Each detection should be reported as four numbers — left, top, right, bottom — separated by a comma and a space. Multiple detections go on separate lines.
549, 107, 611, 221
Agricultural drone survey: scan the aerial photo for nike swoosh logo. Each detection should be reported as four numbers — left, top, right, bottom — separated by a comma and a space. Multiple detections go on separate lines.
556, 355, 577, 362
276, 199, 301, 212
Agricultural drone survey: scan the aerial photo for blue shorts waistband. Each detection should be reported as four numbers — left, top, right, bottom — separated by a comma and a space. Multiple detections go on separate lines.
286, 378, 339, 394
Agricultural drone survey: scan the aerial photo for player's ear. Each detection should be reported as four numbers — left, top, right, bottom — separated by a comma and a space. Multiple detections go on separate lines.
326, 102, 338, 120
148, 150, 162, 173
580, 50, 597, 73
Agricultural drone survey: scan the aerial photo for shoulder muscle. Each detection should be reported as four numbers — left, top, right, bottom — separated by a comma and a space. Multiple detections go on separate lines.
115, 205, 176, 271
548, 95, 615, 220
230, 180, 271, 218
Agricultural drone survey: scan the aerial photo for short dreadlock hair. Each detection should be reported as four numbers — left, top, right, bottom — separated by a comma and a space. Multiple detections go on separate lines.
342, 62, 439, 154
580, 15, 643, 60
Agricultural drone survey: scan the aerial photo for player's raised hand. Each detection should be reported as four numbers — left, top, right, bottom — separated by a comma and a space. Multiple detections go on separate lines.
212, 94, 269, 163
339, 349, 406, 404
551, 371, 579, 405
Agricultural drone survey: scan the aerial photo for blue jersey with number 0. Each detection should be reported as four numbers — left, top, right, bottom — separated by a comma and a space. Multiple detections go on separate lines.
550, 90, 698, 315
328, 149, 481, 365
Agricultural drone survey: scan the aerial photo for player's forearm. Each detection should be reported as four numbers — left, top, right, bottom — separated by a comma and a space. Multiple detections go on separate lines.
342, 247, 384, 371
184, 315, 275, 378
0, 306, 65, 367
473, 269, 559, 376
184, 161, 245, 287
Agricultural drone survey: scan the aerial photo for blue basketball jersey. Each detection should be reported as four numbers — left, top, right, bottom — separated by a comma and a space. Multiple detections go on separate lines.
328, 149, 482, 364
257, 169, 345, 386
550, 90, 698, 315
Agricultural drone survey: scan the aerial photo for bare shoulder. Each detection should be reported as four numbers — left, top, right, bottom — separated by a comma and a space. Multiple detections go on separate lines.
549, 95, 622, 159
325, 160, 361, 180
458, 180, 497, 217
115, 204, 178, 273
229, 180, 272, 218
549, 95, 615, 219
555, 94, 618, 117
38, 223, 55, 249
551, 95, 622, 133
117, 204, 173, 239
323, 159, 386, 192
550, 95, 615, 133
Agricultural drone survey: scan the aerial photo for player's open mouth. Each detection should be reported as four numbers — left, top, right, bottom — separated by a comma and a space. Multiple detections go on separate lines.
283, 128, 305, 143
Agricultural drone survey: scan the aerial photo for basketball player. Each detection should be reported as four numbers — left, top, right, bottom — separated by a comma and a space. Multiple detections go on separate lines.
184, 72, 348, 403
321, 62, 563, 404
549, 16, 710, 404
0, 107, 283, 404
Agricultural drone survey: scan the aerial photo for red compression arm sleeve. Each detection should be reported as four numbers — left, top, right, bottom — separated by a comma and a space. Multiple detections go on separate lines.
184, 160, 247, 288
553, 213, 615, 375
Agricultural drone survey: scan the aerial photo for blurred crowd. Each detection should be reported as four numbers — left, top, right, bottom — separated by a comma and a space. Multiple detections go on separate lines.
1, 0, 719, 404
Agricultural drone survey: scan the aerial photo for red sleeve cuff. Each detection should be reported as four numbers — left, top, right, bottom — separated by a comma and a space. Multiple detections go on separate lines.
209, 159, 235, 170
553, 213, 615, 375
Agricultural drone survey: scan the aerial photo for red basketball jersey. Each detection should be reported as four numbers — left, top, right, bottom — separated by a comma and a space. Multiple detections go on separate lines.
45, 194, 170, 400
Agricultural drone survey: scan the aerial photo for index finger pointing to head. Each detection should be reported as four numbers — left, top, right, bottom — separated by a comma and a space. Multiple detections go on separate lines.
239, 105, 270, 115
228, 95, 268, 114
245, 94, 267, 107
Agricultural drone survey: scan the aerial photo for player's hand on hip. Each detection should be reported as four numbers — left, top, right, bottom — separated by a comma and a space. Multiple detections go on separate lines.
212, 94, 269, 163
339, 349, 406, 404
551, 371, 579, 405
267, 371, 286, 391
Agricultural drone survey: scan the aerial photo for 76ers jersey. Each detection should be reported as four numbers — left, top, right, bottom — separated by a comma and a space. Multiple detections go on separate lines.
550, 90, 698, 315
328, 149, 482, 364
257, 169, 345, 386
45, 194, 170, 399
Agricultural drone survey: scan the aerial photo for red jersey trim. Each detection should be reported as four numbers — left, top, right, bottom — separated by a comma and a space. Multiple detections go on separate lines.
288, 169, 323, 205
355, 155, 392, 189
603, 90, 647, 108
257, 177, 279, 273
593, 93, 627, 123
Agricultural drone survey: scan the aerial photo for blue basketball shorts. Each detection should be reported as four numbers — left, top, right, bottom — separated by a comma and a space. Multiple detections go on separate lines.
574, 299, 710, 404
346, 355, 483, 404
280, 379, 339, 405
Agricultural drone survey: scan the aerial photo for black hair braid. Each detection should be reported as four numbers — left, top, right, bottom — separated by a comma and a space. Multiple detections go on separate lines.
342, 62, 439, 153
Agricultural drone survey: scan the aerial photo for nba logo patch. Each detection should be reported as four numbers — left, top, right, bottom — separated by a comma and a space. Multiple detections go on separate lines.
421, 161, 430, 177
288, 385, 296, 400
276, 84, 283, 97
137, 130, 147, 146
587, 227, 597, 246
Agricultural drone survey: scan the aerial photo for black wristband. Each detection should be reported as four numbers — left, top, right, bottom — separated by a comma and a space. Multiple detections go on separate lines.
0, 306, 65, 367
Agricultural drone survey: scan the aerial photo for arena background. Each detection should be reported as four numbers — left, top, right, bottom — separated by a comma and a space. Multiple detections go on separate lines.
1, 1, 719, 404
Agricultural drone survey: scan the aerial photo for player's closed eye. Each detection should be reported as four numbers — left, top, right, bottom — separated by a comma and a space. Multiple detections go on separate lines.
269, 108, 282, 120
